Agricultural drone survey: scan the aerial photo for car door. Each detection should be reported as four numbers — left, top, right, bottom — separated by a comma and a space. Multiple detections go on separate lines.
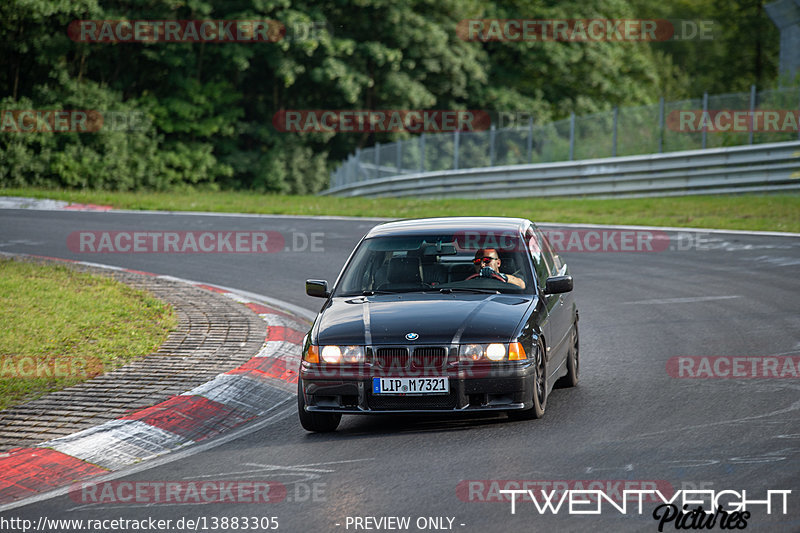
525, 229, 556, 365
535, 228, 572, 365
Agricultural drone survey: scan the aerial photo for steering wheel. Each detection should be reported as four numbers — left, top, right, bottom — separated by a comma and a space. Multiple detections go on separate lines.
466, 271, 509, 283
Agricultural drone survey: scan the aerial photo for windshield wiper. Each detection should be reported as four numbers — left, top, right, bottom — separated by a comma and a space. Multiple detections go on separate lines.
361, 290, 404, 295
438, 287, 499, 294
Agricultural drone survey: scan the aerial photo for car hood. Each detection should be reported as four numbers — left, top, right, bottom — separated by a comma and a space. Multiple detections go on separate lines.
315, 293, 534, 345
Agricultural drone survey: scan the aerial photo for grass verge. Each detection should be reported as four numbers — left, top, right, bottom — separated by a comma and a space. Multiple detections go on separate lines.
1, 188, 799, 232
0, 259, 176, 410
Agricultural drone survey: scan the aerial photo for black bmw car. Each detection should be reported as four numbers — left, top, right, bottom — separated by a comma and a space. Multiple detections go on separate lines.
298, 217, 578, 432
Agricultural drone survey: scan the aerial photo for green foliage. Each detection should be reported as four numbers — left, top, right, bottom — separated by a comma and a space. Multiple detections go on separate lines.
0, 0, 784, 193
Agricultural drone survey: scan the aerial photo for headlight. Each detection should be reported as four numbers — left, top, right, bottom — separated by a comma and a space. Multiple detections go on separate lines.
321, 345, 342, 363
459, 342, 527, 362
461, 344, 483, 361
342, 345, 365, 363
485, 343, 507, 361
316, 345, 365, 364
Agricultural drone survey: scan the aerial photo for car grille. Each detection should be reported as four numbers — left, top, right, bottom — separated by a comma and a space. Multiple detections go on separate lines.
411, 347, 447, 370
374, 347, 409, 370
373, 346, 448, 371
368, 392, 458, 410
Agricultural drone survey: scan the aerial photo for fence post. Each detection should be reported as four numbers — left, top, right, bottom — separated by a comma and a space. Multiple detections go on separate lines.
798, 86, 800, 141
749, 84, 756, 145
454, 129, 460, 170
355, 148, 361, 181
658, 97, 665, 153
569, 112, 576, 161
527, 116, 534, 163
345, 155, 353, 184
612, 106, 619, 157
396, 139, 403, 171
419, 134, 426, 173
701, 92, 708, 149
489, 124, 496, 166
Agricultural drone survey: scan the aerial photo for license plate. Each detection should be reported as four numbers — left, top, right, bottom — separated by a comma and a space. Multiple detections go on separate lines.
372, 377, 449, 395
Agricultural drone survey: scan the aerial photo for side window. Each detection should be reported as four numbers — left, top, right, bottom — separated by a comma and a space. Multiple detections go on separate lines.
525, 229, 549, 288
535, 229, 559, 276
543, 232, 563, 273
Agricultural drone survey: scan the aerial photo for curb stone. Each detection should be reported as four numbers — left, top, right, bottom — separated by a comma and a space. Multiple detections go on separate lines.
0, 253, 309, 506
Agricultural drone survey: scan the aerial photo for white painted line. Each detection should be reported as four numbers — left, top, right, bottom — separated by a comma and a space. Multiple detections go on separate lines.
185, 373, 291, 414
2, 404, 294, 513
41, 420, 191, 471
0, 197, 70, 209
261, 312, 308, 331
0, 197, 388, 221
536, 221, 800, 238
257, 340, 302, 359
0, 252, 311, 512
222, 292, 253, 304
211, 285, 316, 322
3, 195, 797, 237
626, 398, 800, 442
622, 295, 742, 305
154, 273, 314, 322
75, 260, 125, 271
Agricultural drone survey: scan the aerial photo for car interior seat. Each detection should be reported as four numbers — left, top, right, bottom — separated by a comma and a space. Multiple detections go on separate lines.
380, 256, 423, 288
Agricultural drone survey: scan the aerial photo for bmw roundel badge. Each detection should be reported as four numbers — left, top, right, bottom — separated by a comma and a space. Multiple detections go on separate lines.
405, 332, 419, 341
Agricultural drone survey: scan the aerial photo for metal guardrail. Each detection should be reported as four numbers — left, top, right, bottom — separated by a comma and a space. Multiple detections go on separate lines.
321, 141, 800, 198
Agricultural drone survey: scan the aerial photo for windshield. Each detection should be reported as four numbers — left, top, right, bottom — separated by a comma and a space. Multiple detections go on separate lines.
334, 233, 533, 296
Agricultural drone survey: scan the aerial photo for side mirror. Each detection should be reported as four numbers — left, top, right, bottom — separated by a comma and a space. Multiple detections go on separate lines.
543, 275, 573, 295
306, 279, 330, 298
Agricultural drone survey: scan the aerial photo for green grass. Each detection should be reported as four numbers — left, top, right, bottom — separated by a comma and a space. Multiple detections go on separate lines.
2, 188, 799, 232
0, 259, 176, 410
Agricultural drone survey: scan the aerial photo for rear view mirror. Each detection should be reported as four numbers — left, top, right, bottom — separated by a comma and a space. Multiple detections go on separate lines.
543, 275, 573, 295
306, 279, 330, 298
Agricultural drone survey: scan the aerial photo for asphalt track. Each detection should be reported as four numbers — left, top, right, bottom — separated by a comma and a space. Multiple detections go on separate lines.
1, 208, 799, 533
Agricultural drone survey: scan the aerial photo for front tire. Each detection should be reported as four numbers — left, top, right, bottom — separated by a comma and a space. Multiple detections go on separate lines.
297, 380, 341, 432
556, 322, 579, 388
509, 340, 547, 420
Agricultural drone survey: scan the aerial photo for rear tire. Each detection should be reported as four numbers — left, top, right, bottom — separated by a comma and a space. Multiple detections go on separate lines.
509, 340, 547, 420
297, 380, 341, 432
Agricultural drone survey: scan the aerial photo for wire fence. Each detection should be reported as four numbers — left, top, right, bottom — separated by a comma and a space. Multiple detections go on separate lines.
329, 85, 800, 191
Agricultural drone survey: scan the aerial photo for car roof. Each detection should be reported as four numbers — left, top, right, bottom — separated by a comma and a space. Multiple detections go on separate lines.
365, 217, 532, 238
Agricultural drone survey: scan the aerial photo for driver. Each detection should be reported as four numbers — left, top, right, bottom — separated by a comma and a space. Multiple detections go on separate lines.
466, 248, 525, 288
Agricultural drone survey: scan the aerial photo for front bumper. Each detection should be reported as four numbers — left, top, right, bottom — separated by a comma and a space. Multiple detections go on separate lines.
299, 361, 535, 414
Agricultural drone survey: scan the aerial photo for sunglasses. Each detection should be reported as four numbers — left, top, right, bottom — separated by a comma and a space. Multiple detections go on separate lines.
473, 256, 499, 264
